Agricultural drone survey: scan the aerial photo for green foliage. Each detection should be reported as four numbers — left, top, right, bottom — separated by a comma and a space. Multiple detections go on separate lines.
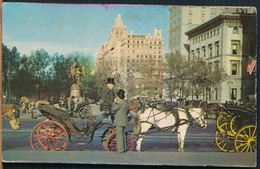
2, 44, 96, 102
166, 52, 227, 100
10, 69, 37, 98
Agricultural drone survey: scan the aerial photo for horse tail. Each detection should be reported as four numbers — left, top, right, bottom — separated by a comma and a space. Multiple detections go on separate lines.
134, 112, 141, 135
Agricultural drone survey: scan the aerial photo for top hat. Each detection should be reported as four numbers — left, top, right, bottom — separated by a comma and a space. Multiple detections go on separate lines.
106, 78, 115, 85
116, 89, 125, 100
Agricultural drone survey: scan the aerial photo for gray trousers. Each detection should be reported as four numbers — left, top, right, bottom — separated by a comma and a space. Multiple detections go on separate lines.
116, 126, 126, 153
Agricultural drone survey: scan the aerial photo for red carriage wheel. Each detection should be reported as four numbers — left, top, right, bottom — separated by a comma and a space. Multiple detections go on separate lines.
30, 121, 69, 151
106, 132, 133, 152
101, 128, 114, 150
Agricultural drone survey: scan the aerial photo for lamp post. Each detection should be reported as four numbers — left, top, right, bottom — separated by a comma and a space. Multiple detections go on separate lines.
7, 67, 11, 104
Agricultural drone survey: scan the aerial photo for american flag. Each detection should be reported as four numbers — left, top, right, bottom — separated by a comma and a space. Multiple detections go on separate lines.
247, 59, 256, 75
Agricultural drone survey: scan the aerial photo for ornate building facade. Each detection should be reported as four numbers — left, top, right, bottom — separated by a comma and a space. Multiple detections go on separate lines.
169, 6, 256, 57
185, 13, 256, 103
95, 14, 165, 99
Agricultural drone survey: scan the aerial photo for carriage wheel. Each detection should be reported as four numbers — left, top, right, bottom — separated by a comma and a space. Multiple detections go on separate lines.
106, 132, 133, 152
78, 106, 92, 119
101, 128, 114, 150
214, 123, 235, 152
30, 121, 68, 151
234, 125, 257, 152
216, 113, 230, 131
230, 115, 240, 135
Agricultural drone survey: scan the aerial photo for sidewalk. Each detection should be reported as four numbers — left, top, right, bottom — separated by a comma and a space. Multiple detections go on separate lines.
2, 150, 256, 167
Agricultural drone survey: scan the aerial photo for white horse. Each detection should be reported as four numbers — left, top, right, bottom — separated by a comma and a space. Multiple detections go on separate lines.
134, 107, 207, 152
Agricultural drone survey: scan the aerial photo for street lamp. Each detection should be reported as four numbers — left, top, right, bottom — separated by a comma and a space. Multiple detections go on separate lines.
227, 81, 233, 100
7, 67, 11, 104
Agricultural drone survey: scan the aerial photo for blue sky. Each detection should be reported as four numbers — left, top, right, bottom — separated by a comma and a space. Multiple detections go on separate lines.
3, 3, 169, 59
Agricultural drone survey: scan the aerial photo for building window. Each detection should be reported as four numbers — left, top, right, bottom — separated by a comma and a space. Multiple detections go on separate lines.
231, 88, 237, 100
202, 46, 206, 57
196, 48, 200, 58
217, 28, 220, 35
208, 44, 212, 58
215, 61, 219, 70
231, 62, 239, 75
233, 26, 238, 34
232, 41, 240, 54
191, 50, 195, 59
215, 41, 220, 56
207, 33, 209, 39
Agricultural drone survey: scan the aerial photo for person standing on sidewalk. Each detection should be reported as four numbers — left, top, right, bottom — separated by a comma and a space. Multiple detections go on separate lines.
98, 78, 116, 123
111, 89, 129, 153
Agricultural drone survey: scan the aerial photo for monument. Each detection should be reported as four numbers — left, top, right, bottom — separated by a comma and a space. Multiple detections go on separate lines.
70, 59, 85, 98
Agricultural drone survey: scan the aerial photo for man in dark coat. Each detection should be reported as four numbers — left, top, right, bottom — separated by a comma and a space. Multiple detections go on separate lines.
97, 78, 116, 123
111, 89, 129, 153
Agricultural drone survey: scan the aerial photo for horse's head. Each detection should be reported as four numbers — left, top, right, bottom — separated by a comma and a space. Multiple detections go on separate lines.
190, 108, 207, 129
19, 96, 28, 105
2, 104, 21, 130
128, 101, 142, 113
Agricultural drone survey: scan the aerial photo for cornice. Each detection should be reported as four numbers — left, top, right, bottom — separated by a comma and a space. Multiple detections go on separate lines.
185, 14, 242, 39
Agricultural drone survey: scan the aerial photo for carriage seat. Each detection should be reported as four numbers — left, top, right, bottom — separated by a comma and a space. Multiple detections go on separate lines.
38, 104, 71, 120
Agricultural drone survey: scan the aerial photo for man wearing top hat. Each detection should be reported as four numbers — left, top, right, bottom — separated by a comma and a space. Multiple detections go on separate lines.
98, 78, 116, 123
111, 89, 129, 153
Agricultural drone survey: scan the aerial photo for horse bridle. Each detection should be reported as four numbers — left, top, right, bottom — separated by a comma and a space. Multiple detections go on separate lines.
190, 109, 207, 127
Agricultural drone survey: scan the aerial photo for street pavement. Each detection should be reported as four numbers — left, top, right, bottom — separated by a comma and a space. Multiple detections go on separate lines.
2, 104, 257, 167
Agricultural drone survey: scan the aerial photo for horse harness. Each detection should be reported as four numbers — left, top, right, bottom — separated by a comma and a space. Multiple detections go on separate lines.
139, 107, 205, 134
139, 108, 188, 134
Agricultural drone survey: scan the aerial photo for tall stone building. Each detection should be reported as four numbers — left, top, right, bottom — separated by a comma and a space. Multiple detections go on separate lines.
168, 6, 256, 57
95, 14, 165, 99
185, 12, 256, 103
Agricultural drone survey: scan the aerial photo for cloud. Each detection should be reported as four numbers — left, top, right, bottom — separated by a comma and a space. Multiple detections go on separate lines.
3, 41, 99, 58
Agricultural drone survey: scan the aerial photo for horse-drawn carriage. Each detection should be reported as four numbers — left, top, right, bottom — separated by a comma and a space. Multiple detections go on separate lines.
29, 100, 207, 152
30, 102, 139, 151
19, 96, 93, 120
215, 104, 256, 152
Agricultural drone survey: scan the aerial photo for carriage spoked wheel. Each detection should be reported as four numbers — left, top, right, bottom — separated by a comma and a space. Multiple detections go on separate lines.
101, 128, 115, 150
78, 105, 92, 119
234, 125, 257, 152
215, 122, 235, 152
106, 131, 133, 152
30, 121, 69, 151
230, 115, 240, 135
216, 112, 230, 131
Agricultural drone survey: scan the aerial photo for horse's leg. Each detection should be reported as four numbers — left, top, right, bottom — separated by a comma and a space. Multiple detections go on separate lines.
177, 124, 188, 152
136, 123, 152, 152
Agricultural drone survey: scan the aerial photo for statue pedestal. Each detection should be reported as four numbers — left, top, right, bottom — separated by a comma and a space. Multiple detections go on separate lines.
70, 84, 81, 98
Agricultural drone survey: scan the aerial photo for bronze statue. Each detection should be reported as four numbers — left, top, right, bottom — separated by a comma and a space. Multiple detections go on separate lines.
70, 59, 85, 85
